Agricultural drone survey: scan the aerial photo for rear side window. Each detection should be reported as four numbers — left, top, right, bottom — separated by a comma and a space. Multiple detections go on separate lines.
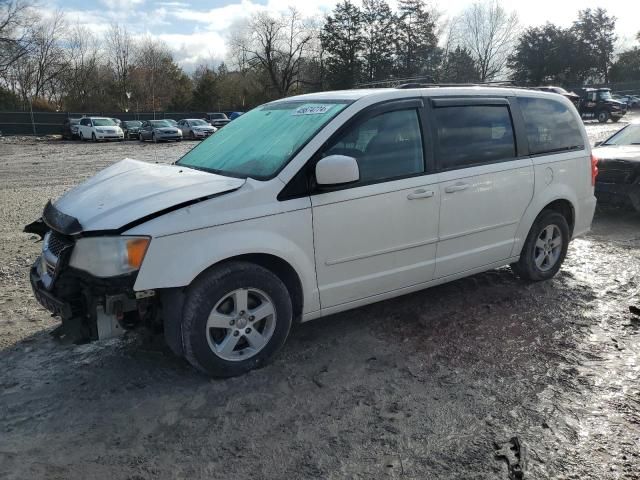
434, 105, 516, 170
518, 97, 584, 155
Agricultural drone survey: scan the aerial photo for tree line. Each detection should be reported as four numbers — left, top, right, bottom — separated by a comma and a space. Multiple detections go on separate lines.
1, 0, 639, 113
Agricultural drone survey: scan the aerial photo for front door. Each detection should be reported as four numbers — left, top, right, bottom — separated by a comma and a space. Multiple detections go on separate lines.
431, 99, 534, 278
311, 102, 441, 308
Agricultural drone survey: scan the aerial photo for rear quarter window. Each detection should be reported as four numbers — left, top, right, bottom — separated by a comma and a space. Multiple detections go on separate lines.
518, 97, 584, 155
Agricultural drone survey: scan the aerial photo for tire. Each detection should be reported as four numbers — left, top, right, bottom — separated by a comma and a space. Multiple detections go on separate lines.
612, 117, 621, 123
181, 261, 293, 377
511, 210, 570, 282
597, 110, 609, 123
91, 133, 97, 142
152, 133, 157, 143
79, 132, 84, 141
190, 131, 196, 140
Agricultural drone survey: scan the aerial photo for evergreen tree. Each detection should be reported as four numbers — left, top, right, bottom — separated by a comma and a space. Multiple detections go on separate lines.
441, 46, 479, 83
361, 0, 396, 83
395, 0, 440, 80
191, 66, 219, 111
572, 8, 616, 83
321, 1, 364, 89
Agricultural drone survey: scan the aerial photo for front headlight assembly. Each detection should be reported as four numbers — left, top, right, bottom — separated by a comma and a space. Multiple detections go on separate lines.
69, 236, 150, 277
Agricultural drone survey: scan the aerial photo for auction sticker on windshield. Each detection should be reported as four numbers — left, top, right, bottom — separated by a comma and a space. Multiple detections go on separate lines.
293, 104, 334, 116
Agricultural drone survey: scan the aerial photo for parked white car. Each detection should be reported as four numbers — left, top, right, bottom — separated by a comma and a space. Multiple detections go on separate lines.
177, 118, 217, 140
27, 87, 597, 377
78, 117, 124, 142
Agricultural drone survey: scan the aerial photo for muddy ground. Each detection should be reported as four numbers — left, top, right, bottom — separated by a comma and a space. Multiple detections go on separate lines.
0, 116, 639, 479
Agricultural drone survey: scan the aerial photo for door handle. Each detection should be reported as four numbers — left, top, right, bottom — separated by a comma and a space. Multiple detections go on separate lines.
444, 183, 469, 193
407, 188, 435, 200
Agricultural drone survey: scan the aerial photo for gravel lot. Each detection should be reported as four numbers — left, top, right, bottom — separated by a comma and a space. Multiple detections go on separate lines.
1, 116, 639, 479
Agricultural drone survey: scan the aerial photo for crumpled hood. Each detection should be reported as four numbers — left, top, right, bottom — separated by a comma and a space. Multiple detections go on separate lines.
593, 145, 640, 162
52, 158, 245, 232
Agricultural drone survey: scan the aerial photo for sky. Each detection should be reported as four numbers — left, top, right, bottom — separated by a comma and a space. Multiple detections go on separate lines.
49, 0, 640, 71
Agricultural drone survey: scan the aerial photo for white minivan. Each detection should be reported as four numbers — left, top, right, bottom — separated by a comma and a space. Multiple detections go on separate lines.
27, 87, 597, 377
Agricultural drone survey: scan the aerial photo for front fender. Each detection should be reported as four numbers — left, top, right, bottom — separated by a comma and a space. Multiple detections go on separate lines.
133, 208, 320, 314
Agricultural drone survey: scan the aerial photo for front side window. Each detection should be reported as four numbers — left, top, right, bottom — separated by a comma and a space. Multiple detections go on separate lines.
435, 105, 516, 170
518, 97, 584, 155
323, 108, 424, 184
178, 101, 349, 179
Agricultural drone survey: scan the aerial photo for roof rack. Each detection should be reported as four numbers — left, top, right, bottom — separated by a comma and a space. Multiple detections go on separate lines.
397, 80, 516, 89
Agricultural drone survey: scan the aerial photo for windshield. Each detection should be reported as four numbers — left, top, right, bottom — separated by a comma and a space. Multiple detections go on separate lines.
178, 101, 349, 179
190, 119, 208, 126
93, 118, 116, 126
603, 125, 640, 146
150, 120, 171, 127
598, 91, 613, 101
124, 121, 142, 127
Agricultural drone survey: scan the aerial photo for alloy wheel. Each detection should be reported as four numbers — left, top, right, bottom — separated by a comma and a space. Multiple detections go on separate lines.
534, 224, 562, 272
205, 288, 277, 361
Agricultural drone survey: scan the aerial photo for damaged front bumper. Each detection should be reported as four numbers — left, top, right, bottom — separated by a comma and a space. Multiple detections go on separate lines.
30, 252, 155, 343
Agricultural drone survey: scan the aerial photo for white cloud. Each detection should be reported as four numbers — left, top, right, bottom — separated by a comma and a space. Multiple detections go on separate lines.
48, 0, 640, 72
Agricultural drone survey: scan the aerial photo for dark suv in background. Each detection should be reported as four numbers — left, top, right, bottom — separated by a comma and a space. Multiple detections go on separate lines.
61, 118, 82, 140
204, 112, 230, 128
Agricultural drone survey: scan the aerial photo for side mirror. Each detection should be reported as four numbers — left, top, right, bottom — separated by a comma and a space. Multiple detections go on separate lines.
315, 155, 360, 186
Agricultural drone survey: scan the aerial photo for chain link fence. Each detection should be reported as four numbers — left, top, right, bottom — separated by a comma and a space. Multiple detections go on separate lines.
0, 111, 218, 136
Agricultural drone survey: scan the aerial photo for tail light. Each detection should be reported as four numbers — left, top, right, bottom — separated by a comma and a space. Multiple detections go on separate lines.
591, 154, 599, 186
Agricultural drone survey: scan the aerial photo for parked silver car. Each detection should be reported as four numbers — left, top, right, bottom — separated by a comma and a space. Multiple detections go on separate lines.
138, 120, 182, 142
177, 119, 217, 140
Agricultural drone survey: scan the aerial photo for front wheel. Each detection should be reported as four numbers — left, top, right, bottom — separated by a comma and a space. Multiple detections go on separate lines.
611, 117, 621, 123
181, 262, 293, 377
91, 133, 97, 142
511, 210, 570, 281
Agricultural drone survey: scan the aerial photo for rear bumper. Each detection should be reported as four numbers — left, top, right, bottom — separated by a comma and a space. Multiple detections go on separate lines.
595, 182, 640, 211
573, 195, 597, 238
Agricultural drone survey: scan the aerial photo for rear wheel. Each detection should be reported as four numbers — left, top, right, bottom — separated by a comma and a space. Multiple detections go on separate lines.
511, 210, 570, 281
597, 110, 610, 123
181, 261, 293, 377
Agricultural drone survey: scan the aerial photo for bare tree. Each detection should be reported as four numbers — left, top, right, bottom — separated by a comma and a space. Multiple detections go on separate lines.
133, 37, 176, 111
9, 10, 67, 107
63, 24, 99, 108
0, 0, 34, 74
234, 8, 313, 97
456, 0, 519, 81
105, 23, 134, 109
